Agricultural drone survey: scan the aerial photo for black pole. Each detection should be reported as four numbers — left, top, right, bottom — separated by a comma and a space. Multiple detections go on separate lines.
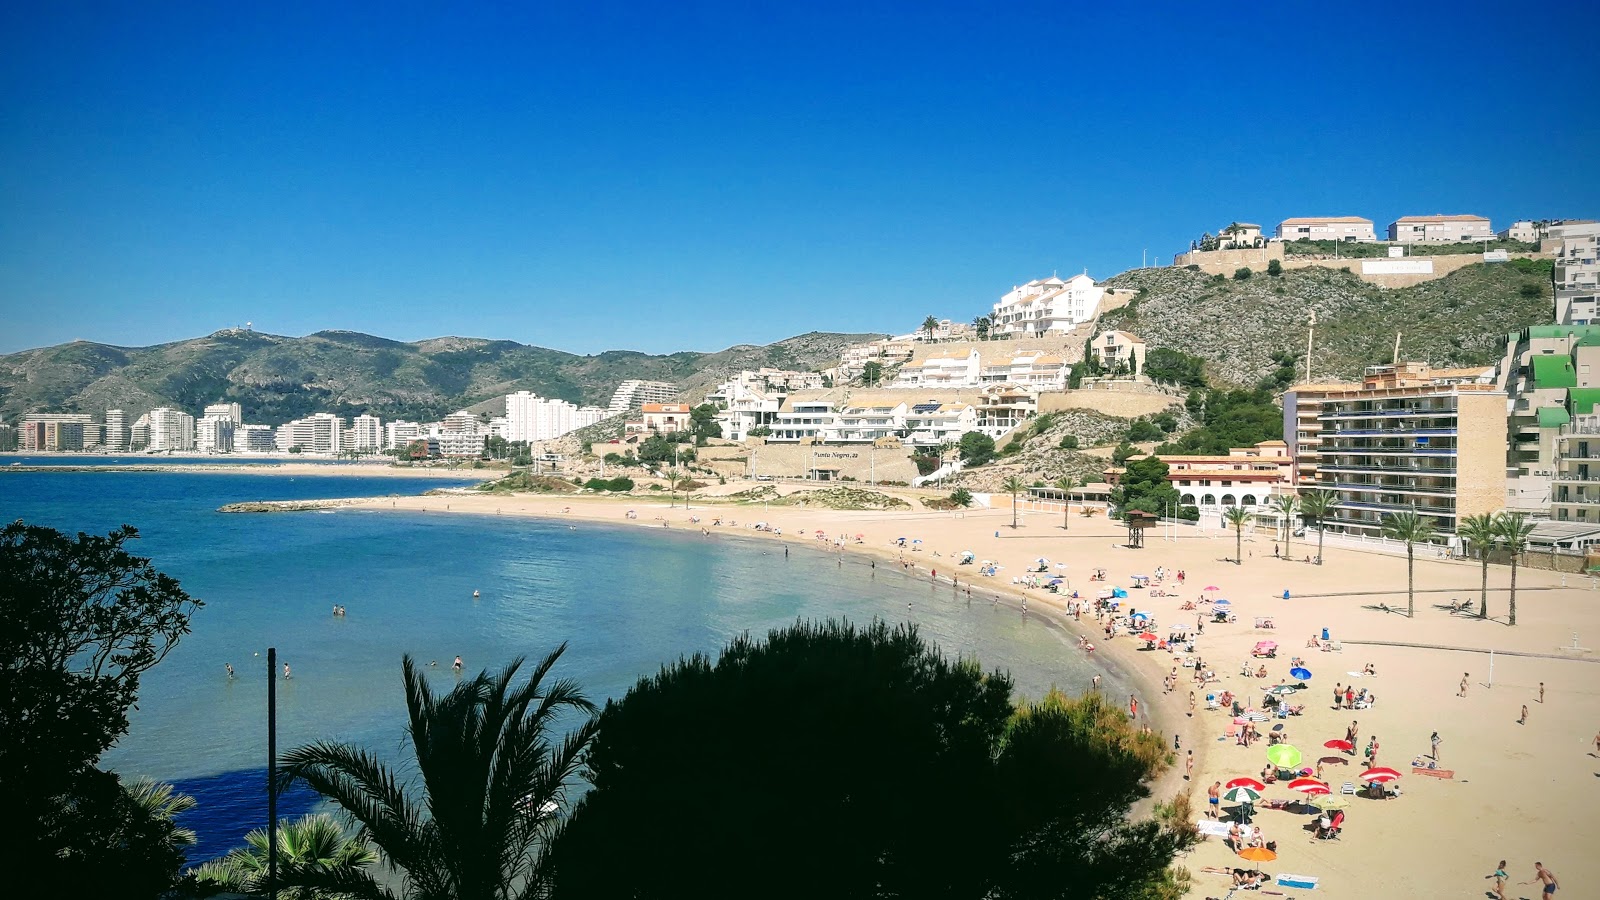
267, 646, 278, 900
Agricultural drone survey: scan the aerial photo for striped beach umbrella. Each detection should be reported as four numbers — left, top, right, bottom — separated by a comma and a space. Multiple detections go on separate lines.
1221, 785, 1263, 804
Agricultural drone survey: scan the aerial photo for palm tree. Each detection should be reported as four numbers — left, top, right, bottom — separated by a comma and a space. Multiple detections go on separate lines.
191, 813, 379, 900
973, 315, 991, 341
1297, 489, 1337, 565
1222, 507, 1251, 565
1496, 512, 1535, 626
666, 468, 689, 508
1002, 475, 1027, 529
1380, 512, 1436, 617
124, 777, 197, 859
1271, 494, 1299, 559
922, 315, 940, 342
1054, 475, 1078, 531
278, 648, 599, 900
1456, 513, 1500, 621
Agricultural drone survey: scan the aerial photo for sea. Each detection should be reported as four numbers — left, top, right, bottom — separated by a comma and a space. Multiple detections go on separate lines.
0, 458, 1120, 863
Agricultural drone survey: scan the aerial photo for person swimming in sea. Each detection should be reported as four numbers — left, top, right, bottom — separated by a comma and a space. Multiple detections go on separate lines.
453, 655, 463, 672
225, 663, 234, 678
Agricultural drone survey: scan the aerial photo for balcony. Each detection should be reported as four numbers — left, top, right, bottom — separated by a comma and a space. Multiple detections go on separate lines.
1320, 407, 1455, 419
1331, 499, 1458, 517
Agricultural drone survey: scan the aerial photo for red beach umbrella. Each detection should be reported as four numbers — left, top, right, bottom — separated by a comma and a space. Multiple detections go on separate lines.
1225, 777, 1267, 792
1323, 739, 1354, 752
1299, 784, 1332, 796
1286, 777, 1329, 793
1359, 768, 1402, 782
1137, 632, 1159, 642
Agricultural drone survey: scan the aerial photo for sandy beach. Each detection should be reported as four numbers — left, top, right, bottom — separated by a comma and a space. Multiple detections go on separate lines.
328, 484, 1599, 898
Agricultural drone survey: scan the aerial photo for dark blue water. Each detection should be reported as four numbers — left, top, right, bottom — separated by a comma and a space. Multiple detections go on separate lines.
1, 468, 1114, 863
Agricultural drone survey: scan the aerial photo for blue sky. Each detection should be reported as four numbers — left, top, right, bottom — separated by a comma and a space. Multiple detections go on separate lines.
2, 2, 1594, 356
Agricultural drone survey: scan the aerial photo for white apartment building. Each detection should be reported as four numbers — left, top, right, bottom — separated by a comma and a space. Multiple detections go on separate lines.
275, 413, 344, 453
196, 415, 235, 453
147, 408, 196, 452
1388, 214, 1493, 243
349, 414, 383, 452
607, 380, 676, 415
903, 401, 977, 448
839, 339, 915, 380
505, 391, 607, 442
991, 274, 1104, 337
203, 402, 243, 424
1498, 220, 1542, 243
1552, 221, 1600, 326
1276, 217, 1377, 242
385, 421, 421, 450
707, 378, 786, 442
432, 410, 486, 457
131, 414, 151, 450
238, 424, 277, 452
891, 349, 1068, 390
104, 409, 129, 451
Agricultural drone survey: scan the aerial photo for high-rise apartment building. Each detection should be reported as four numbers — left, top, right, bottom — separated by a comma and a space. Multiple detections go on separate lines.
607, 380, 676, 415
1313, 363, 1507, 537
1550, 413, 1600, 525
238, 424, 277, 452
1551, 222, 1600, 326
104, 409, 129, 451
385, 421, 421, 450
147, 408, 197, 452
505, 391, 607, 442
197, 415, 236, 453
349, 414, 383, 451
274, 413, 343, 453
131, 414, 151, 450
20, 413, 93, 451
203, 402, 244, 425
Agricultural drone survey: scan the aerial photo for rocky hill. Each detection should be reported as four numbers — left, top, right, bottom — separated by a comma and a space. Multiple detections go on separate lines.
1100, 260, 1552, 387
0, 329, 879, 426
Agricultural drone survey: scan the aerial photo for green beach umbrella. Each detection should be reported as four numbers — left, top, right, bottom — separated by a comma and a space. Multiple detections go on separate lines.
1221, 785, 1263, 804
1265, 744, 1303, 770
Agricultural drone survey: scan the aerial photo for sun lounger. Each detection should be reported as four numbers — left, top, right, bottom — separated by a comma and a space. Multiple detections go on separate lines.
1277, 874, 1319, 890
1223, 722, 1238, 740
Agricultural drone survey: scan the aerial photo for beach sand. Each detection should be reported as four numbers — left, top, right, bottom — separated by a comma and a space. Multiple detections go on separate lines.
341, 486, 1599, 898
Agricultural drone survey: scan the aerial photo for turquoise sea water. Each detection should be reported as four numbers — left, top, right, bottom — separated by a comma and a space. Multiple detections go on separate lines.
1, 467, 1119, 862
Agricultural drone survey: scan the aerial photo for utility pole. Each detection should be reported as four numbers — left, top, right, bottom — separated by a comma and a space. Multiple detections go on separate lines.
267, 647, 278, 900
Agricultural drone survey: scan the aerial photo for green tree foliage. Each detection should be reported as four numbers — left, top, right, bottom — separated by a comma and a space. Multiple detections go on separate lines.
637, 432, 695, 464
584, 477, 635, 492
1266, 258, 1283, 276
1297, 489, 1338, 565
1111, 440, 1138, 466
546, 620, 1191, 899
973, 315, 991, 340
191, 813, 379, 900
1223, 506, 1252, 564
278, 650, 599, 900
958, 431, 996, 467
1142, 348, 1207, 389
747, 425, 773, 438
0, 522, 203, 895
1111, 454, 1182, 519
484, 434, 510, 460
1002, 475, 1026, 528
922, 315, 940, 341
688, 404, 722, 446
1233, 267, 1252, 280
1057, 434, 1079, 450
949, 487, 974, 507
861, 360, 884, 386
1127, 420, 1164, 442
1161, 389, 1282, 455
1257, 350, 1299, 392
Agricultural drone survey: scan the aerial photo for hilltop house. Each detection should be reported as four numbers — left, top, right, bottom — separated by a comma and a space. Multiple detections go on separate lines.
1275, 216, 1377, 243
625, 403, 691, 436
1091, 331, 1146, 376
1388, 214, 1493, 243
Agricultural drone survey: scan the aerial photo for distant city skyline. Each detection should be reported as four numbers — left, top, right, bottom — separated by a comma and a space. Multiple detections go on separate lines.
2, 3, 1595, 356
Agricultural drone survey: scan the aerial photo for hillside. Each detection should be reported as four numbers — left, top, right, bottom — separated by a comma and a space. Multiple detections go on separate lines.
0, 330, 879, 426
1100, 260, 1552, 387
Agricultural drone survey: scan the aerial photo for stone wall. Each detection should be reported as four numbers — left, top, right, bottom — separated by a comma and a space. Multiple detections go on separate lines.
696, 441, 919, 484
1037, 386, 1178, 419
1174, 245, 1549, 288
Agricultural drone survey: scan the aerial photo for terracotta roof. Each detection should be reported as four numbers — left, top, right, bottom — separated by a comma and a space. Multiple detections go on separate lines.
1279, 216, 1372, 225
1393, 214, 1489, 223
640, 403, 690, 413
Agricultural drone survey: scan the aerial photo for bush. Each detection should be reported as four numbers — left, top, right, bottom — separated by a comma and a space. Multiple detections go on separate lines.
949, 488, 973, 507
1057, 434, 1079, 450
1266, 258, 1283, 277
1126, 420, 1164, 442
1233, 267, 1252, 280
958, 432, 996, 467
912, 454, 942, 477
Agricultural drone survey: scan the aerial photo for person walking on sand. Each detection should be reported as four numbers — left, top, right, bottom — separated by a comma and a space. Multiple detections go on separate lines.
1485, 860, 1509, 900
1459, 672, 1469, 697
1185, 750, 1194, 781
1539, 681, 1546, 704
1129, 694, 1138, 718
1430, 731, 1441, 762
1207, 781, 1221, 819
1333, 682, 1342, 710
1519, 704, 1529, 725
1189, 691, 1197, 717
1522, 861, 1558, 896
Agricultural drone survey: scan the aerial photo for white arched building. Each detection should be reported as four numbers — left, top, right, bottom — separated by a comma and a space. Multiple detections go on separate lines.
991, 274, 1105, 337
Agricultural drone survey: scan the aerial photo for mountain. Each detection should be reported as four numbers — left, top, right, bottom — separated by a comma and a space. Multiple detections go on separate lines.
0, 330, 880, 426
1099, 259, 1553, 387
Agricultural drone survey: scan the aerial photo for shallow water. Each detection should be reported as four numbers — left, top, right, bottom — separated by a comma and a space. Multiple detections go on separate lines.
2, 468, 1121, 862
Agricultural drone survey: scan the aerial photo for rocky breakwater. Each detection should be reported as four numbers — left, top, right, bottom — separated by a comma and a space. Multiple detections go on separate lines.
218, 498, 365, 513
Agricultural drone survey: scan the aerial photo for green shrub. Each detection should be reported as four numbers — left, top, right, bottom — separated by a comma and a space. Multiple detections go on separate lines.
949, 487, 973, 507
1058, 434, 1079, 450
1233, 267, 1252, 280
1266, 259, 1283, 276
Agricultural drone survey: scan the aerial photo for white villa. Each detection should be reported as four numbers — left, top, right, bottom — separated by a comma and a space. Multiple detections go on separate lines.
891, 348, 1068, 390
763, 386, 1039, 448
991, 274, 1104, 337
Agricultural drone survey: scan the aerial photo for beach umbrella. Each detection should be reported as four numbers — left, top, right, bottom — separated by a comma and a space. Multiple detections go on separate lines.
1359, 767, 1402, 782
1225, 777, 1267, 791
1323, 739, 1354, 752
1311, 794, 1350, 811
1036, 557, 1049, 565
1055, 562, 1069, 569
1048, 577, 1063, 585
1239, 847, 1277, 863
1204, 585, 1220, 592
1221, 785, 1262, 804
1299, 784, 1332, 796
1287, 777, 1328, 792
1130, 611, 1150, 620
1289, 666, 1312, 681
1265, 744, 1303, 770
912, 539, 922, 544
1214, 598, 1231, 606
1137, 632, 1159, 642
1267, 684, 1298, 695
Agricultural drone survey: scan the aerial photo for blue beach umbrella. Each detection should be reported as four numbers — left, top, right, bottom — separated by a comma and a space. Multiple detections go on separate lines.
1213, 598, 1231, 607
1290, 666, 1313, 681
1130, 611, 1149, 620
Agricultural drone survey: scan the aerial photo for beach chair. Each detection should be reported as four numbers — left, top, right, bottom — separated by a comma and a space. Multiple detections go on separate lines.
1223, 722, 1238, 741
1340, 781, 1357, 794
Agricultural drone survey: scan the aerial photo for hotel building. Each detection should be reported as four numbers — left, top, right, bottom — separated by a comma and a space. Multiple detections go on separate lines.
607, 380, 676, 415
991, 274, 1105, 337
505, 391, 606, 442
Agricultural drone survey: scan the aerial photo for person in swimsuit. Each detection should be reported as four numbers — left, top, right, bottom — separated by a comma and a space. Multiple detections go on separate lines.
224, 663, 234, 678
453, 655, 463, 672
1207, 781, 1221, 818
1485, 860, 1508, 900
1523, 861, 1558, 896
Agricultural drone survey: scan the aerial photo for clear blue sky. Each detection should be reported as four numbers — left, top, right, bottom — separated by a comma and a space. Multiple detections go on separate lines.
2, 2, 1594, 356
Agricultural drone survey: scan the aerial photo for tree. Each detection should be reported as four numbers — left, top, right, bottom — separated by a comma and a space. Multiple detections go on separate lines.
1297, 489, 1338, 565
0, 521, 203, 894
1111, 441, 1138, 466
747, 425, 772, 438
1381, 512, 1435, 617
665, 468, 690, 508
278, 650, 598, 900
861, 360, 883, 386
1271, 494, 1299, 559
1266, 258, 1283, 276
922, 315, 940, 342
958, 431, 996, 467
973, 315, 991, 341
403, 439, 432, 460
1448, 513, 1497, 620
688, 404, 722, 446
1113, 455, 1180, 518
1055, 476, 1078, 530
1002, 475, 1027, 529
1495, 512, 1535, 626
546, 620, 1192, 899
485, 434, 510, 460
1222, 507, 1251, 564
949, 487, 973, 508
1233, 267, 1252, 280
1058, 434, 1079, 450
1126, 420, 1163, 442
191, 813, 379, 900
1142, 348, 1206, 389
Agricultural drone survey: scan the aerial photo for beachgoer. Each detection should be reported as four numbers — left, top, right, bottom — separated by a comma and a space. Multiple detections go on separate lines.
1430, 731, 1441, 761
1344, 685, 1354, 708
1091, 673, 1101, 691
1522, 861, 1558, 896
1485, 860, 1509, 900
225, 663, 234, 678
1333, 682, 1342, 709
283, 663, 292, 679
1520, 704, 1529, 725
1207, 781, 1221, 818
1185, 750, 1194, 780
453, 655, 463, 673
1460, 672, 1469, 697
1539, 681, 1545, 704
1189, 691, 1196, 717
1130, 695, 1138, 718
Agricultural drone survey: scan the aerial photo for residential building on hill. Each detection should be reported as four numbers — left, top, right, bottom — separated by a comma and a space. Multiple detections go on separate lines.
704, 371, 823, 442
1105, 440, 1293, 519
1216, 223, 1264, 248
838, 338, 916, 381
1312, 362, 1506, 537
1276, 217, 1377, 243
1091, 331, 1146, 376
505, 391, 606, 442
1499, 220, 1543, 243
607, 380, 676, 415
1387, 214, 1493, 243
1551, 221, 1600, 326
625, 403, 692, 436
991, 274, 1104, 337
1496, 324, 1600, 512
890, 347, 1068, 390
1550, 414, 1600, 526
349, 414, 384, 451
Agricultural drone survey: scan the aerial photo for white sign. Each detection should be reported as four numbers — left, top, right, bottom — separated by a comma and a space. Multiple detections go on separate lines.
1361, 259, 1435, 275
1483, 250, 1509, 262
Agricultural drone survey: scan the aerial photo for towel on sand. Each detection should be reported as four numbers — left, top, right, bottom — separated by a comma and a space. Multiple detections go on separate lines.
1277, 874, 1319, 889
1195, 820, 1256, 839
1412, 767, 1455, 778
